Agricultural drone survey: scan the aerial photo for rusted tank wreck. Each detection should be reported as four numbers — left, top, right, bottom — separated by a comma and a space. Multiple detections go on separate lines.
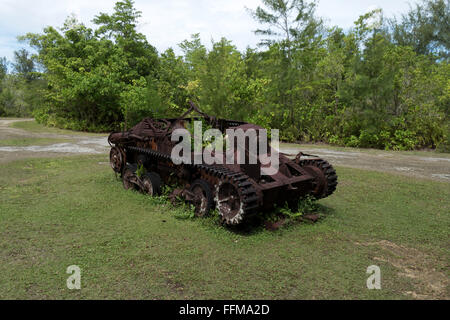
108, 102, 337, 225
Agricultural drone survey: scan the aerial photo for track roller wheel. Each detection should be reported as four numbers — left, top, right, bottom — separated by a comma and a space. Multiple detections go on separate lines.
141, 172, 162, 196
110, 147, 125, 173
297, 158, 338, 199
216, 181, 245, 225
122, 164, 137, 190
189, 179, 214, 217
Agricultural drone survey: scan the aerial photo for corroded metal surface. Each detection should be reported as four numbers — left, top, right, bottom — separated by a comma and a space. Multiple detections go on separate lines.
108, 102, 338, 225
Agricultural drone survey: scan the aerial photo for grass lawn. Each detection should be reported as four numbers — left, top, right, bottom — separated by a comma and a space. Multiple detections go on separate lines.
0, 137, 71, 147
10, 121, 105, 136
0, 155, 448, 299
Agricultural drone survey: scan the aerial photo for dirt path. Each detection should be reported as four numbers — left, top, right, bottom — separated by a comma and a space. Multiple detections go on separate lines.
0, 119, 109, 163
279, 145, 450, 183
1, 119, 449, 182
0, 118, 35, 138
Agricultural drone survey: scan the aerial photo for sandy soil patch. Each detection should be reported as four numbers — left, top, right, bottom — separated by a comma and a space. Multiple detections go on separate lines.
356, 240, 449, 300
0, 119, 109, 163
279, 145, 450, 182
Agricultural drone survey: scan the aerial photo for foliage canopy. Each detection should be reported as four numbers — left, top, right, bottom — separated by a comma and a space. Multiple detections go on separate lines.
1, 0, 448, 151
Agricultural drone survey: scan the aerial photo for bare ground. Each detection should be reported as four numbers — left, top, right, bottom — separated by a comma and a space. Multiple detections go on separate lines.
0, 119, 109, 164
1, 119, 449, 182
355, 240, 449, 299
280, 144, 450, 183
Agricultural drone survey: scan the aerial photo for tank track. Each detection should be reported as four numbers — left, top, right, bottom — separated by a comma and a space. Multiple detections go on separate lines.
126, 146, 260, 225
297, 158, 338, 198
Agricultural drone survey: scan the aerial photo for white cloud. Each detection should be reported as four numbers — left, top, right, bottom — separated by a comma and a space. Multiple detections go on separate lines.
316, 0, 412, 29
0, 0, 413, 62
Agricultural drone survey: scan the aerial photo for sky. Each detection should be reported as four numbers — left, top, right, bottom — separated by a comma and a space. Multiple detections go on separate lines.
0, 0, 415, 63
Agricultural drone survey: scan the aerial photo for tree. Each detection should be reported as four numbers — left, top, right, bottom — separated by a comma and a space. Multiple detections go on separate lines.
156, 48, 190, 113
179, 33, 207, 80
13, 49, 36, 81
21, 0, 160, 131
249, 0, 322, 56
0, 57, 7, 80
248, 0, 324, 138
390, 0, 449, 58
93, 0, 158, 82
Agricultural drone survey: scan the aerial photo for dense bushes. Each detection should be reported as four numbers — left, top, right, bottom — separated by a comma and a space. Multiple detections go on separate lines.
4, 0, 448, 151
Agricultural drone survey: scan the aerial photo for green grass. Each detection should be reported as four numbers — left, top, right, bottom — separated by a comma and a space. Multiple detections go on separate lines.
0, 155, 448, 299
10, 120, 105, 136
0, 137, 71, 147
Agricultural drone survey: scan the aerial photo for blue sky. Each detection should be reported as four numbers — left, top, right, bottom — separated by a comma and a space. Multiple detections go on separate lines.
0, 0, 415, 63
